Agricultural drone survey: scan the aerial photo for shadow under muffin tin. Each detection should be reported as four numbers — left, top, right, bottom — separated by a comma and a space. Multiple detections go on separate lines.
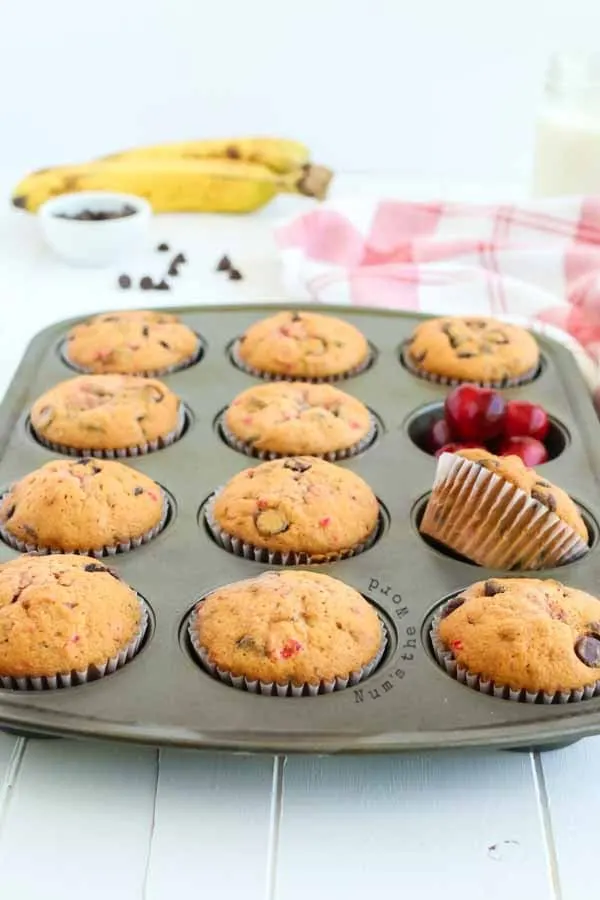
0, 304, 599, 753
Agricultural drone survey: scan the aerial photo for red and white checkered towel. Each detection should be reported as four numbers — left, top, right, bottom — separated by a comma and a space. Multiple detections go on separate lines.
275, 197, 600, 401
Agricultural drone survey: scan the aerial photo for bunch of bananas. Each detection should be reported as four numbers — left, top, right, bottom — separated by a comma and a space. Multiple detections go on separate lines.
11, 137, 334, 214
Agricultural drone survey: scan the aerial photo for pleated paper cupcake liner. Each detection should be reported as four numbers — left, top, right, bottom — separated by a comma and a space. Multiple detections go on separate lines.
188, 608, 388, 697
61, 336, 204, 377
430, 605, 600, 704
204, 490, 380, 565
31, 404, 187, 459
218, 412, 377, 462
0, 598, 149, 692
0, 494, 170, 558
401, 343, 539, 388
420, 453, 588, 570
229, 340, 374, 384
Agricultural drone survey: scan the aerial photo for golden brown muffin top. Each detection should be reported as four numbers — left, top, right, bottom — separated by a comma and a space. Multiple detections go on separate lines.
405, 316, 539, 383
65, 310, 199, 375
224, 382, 372, 456
237, 310, 370, 379
194, 570, 382, 685
31, 374, 181, 451
0, 458, 164, 552
212, 456, 379, 558
438, 578, 600, 693
455, 448, 587, 541
0, 554, 141, 677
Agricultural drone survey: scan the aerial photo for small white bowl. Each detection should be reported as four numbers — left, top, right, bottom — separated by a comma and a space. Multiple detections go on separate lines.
38, 191, 152, 267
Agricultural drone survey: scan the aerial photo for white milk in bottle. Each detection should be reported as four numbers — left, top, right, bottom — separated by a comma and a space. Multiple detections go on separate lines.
533, 52, 600, 196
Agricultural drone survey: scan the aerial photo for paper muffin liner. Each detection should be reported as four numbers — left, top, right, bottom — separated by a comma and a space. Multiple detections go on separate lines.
204, 489, 380, 565
187, 607, 388, 697
0, 492, 170, 558
61, 335, 204, 377
430, 603, 600, 704
31, 403, 187, 459
0, 597, 149, 692
218, 411, 378, 462
229, 340, 374, 384
401, 342, 539, 388
420, 453, 589, 570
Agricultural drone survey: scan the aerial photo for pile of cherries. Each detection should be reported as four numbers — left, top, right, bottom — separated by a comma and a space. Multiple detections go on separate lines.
427, 384, 550, 466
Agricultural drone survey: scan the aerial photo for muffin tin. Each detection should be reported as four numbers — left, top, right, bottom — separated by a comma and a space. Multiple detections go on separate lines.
1, 304, 600, 753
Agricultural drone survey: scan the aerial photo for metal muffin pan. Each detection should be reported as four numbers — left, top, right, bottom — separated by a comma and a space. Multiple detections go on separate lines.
0, 303, 600, 754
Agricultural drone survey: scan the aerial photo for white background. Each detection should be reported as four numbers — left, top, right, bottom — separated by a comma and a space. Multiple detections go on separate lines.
0, 0, 599, 188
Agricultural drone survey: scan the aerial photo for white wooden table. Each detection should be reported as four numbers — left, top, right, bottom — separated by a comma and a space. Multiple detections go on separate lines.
0, 175, 594, 899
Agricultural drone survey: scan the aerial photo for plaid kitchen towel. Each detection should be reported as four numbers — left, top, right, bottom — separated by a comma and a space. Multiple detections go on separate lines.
275, 197, 600, 400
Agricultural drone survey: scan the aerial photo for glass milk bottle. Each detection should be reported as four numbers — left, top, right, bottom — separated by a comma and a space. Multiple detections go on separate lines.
533, 52, 600, 196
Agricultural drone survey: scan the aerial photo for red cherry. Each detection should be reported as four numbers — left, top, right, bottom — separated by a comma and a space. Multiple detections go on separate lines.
444, 384, 506, 441
497, 436, 548, 466
435, 441, 486, 458
426, 418, 454, 453
504, 400, 549, 442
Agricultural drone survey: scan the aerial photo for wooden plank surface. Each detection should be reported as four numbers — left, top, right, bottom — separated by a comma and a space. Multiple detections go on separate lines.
275, 752, 555, 900
144, 750, 275, 900
0, 738, 158, 900
540, 736, 600, 900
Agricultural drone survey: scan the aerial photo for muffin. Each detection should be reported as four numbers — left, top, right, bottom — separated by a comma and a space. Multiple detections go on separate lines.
207, 456, 380, 564
30, 374, 184, 457
189, 570, 386, 696
403, 316, 540, 386
431, 577, 600, 702
64, 310, 200, 375
0, 458, 167, 555
420, 448, 588, 570
233, 310, 371, 381
0, 554, 146, 690
222, 382, 374, 459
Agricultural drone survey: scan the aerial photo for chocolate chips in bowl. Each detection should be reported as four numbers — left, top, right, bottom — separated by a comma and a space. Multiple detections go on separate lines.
53, 204, 138, 221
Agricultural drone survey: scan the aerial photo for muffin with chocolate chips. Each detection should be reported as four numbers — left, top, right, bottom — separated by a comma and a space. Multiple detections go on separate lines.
431, 577, 600, 701
403, 316, 540, 386
64, 310, 200, 375
0, 554, 146, 690
189, 570, 386, 696
222, 381, 374, 459
0, 458, 166, 555
420, 448, 588, 569
206, 456, 380, 563
30, 374, 183, 457
234, 310, 371, 381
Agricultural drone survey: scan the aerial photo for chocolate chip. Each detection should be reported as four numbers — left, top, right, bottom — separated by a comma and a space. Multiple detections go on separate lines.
159, 340, 170, 349
140, 276, 154, 290
228, 268, 243, 281
167, 263, 180, 277
484, 580, 506, 597
254, 510, 289, 536
102, 316, 119, 322
456, 350, 477, 358
155, 280, 170, 291
226, 146, 240, 159
3, 504, 15, 521
440, 596, 465, 618
173, 253, 187, 265
140, 326, 149, 338
575, 634, 600, 667
283, 459, 311, 473
133, 486, 144, 496
216, 255, 232, 272
290, 312, 302, 322
84, 563, 107, 573
157, 243, 170, 252
531, 489, 557, 512
118, 274, 131, 289
78, 457, 93, 465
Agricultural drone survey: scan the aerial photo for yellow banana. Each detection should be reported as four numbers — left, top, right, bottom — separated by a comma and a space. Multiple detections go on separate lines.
12, 158, 333, 214
98, 136, 311, 174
